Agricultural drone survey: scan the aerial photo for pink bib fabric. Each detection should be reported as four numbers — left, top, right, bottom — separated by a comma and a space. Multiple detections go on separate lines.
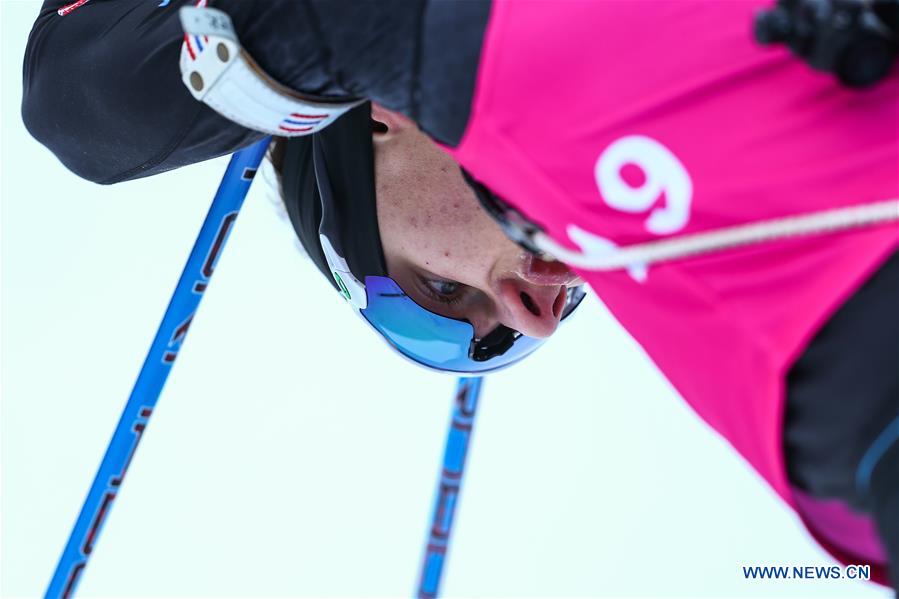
446, 0, 898, 583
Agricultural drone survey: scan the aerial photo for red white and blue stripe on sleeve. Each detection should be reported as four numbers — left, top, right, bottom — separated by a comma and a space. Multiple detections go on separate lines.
277, 113, 329, 134
181, 0, 209, 60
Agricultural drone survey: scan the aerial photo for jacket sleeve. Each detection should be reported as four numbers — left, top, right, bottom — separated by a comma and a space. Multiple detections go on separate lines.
21, 0, 349, 184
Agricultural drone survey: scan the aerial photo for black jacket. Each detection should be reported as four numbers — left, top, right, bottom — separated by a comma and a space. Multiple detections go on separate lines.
22, 0, 488, 184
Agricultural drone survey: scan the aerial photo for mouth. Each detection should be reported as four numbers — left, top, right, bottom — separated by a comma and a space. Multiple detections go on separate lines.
517, 254, 583, 286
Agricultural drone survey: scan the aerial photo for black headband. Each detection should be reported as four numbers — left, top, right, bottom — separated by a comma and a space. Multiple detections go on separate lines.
281, 102, 388, 292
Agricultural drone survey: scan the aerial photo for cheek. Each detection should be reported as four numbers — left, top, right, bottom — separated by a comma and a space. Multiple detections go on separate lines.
374, 134, 518, 279
379, 176, 483, 260
418, 203, 493, 271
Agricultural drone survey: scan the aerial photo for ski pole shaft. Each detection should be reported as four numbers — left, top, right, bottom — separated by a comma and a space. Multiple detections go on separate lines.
45, 138, 271, 599
416, 376, 483, 599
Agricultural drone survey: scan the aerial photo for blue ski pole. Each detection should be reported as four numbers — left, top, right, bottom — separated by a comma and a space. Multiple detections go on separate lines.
417, 376, 483, 599
45, 138, 271, 599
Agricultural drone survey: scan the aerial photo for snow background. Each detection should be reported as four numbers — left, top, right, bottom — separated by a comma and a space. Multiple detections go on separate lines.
0, 2, 889, 597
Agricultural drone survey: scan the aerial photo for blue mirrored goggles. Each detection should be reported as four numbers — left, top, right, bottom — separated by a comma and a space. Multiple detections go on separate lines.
355, 275, 586, 374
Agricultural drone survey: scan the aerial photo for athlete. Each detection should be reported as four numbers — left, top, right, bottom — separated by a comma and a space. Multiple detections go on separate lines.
22, 0, 899, 591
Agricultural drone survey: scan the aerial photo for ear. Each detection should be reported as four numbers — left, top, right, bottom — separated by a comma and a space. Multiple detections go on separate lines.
371, 101, 417, 139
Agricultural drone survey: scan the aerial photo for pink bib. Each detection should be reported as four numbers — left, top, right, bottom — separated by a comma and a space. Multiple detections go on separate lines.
446, 0, 899, 583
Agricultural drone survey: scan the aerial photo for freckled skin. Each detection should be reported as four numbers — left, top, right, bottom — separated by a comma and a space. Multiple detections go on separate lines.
371, 103, 574, 339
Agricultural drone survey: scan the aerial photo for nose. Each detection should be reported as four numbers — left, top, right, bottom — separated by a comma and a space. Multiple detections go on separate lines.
494, 278, 567, 338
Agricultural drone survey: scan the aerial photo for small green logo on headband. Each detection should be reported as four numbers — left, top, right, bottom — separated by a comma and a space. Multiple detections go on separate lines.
334, 272, 351, 301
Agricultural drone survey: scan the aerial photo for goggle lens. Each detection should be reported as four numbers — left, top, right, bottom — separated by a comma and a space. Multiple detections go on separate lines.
359, 276, 583, 374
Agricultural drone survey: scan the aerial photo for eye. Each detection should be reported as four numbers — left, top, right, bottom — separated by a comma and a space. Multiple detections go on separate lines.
419, 276, 465, 306
427, 279, 459, 296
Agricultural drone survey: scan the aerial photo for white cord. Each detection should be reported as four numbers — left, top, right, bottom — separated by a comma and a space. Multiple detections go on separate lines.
535, 199, 899, 271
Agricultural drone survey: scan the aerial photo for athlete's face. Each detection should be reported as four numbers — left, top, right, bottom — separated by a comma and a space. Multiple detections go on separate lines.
372, 104, 582, 340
